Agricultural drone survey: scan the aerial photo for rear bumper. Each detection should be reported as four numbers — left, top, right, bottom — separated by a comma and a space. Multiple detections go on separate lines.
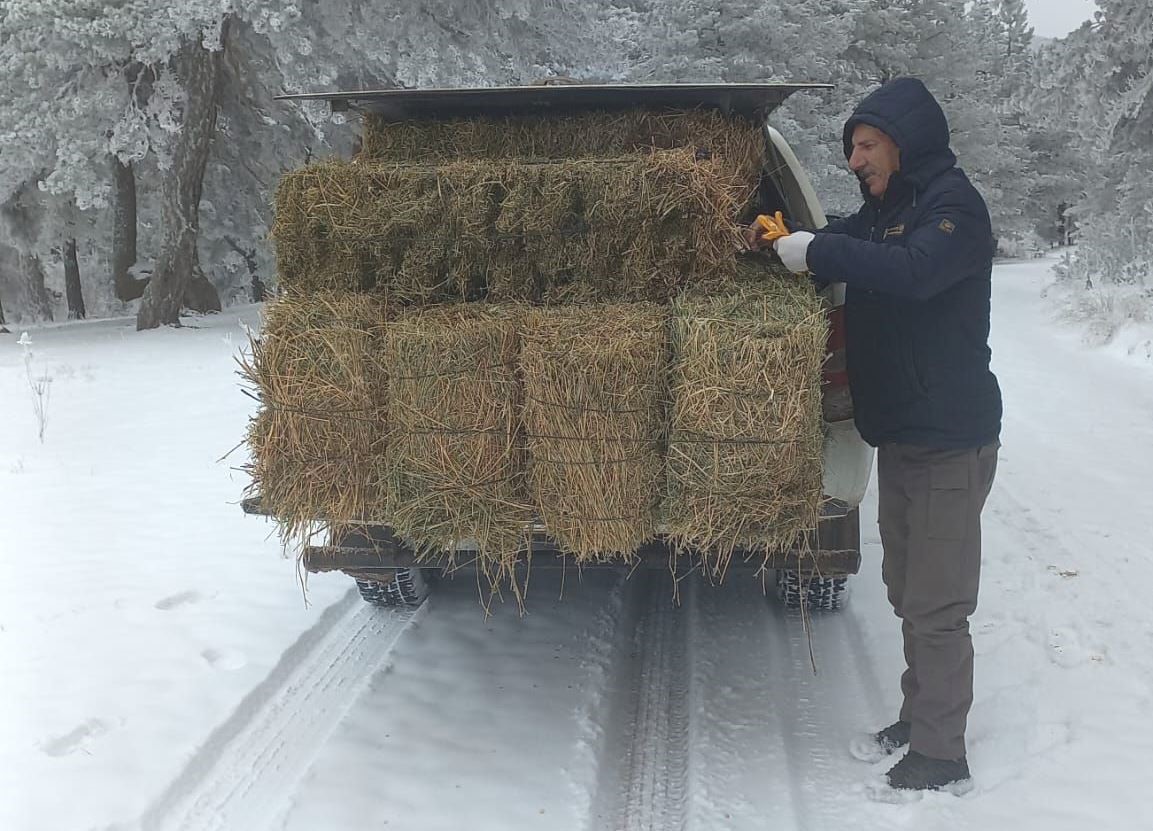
294, 506, 861, 578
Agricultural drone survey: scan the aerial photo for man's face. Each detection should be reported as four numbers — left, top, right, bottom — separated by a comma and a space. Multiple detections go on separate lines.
848, 124, 900, 199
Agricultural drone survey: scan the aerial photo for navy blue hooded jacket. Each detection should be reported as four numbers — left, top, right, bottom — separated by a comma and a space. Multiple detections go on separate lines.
806, 77, 1002, 449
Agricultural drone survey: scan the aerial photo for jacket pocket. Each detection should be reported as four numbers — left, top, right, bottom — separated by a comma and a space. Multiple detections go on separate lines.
927, 456, 971, 541
908, 337, 930, 396
896, 328, 929, 402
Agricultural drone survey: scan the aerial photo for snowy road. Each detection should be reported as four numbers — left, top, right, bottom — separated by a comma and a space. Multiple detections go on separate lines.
3, 255, 1152, 831
132, 568, 893, 831
143, 593, 425, 831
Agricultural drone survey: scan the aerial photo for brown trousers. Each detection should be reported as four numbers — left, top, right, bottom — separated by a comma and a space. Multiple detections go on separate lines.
877, 441, 999, 761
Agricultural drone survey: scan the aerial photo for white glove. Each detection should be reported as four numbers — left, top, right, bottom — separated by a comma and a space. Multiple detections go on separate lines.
773, 231, 814, 273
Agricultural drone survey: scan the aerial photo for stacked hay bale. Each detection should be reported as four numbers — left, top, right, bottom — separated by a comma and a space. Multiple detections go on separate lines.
359, 109, 765, 173
270, 110, 762, 303
521, 305, 669, 560
664, 277, 827, 577
241, 292, 391, 542
382, 304, 531, 575
249, 100, 829, 583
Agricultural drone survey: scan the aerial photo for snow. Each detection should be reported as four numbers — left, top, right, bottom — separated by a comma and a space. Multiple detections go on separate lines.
2, 254, 1152, 831
1098, 320, 1153, 369
0, 310, 349, 830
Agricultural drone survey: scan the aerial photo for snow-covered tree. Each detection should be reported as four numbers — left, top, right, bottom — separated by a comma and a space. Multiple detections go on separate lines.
953, 0, 1035, 247
628, 0, 862, 210
7, 0, 1138, 333
0, 2, 254, 324
0, 1, 637, 325
1022, 0, 1152, 338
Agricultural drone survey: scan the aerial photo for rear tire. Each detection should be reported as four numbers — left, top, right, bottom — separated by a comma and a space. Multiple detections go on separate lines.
355, 568, 432, 607
776, 569, 848, 612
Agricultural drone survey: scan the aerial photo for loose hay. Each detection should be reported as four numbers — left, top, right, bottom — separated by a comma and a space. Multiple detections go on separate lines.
241, 291, 391, 543
664, 277, 827, 576
521, 304, 669, 560
271, 152, 749, 302
382, 304, 531, 578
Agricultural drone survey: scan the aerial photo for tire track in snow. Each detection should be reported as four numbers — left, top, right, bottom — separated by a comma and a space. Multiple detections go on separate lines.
768, 600, 864, 831
686, 574, 888, 830
589, 573, 692, 831
136, 589, 424, 831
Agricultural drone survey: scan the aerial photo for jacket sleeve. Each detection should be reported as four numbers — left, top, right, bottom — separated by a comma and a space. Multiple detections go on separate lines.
805, 187, 992, 301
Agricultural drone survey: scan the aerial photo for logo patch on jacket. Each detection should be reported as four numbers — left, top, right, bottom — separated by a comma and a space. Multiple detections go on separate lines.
938, 219, 956, 235
883, 223, 905, 239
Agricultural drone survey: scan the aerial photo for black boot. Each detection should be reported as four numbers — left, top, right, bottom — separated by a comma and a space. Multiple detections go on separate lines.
885, 750, 972, 793
849, 720, 911, 762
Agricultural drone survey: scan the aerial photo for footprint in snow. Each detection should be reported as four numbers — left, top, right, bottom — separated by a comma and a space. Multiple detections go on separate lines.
41, 718, 110, 757
1047, 627, 1105, 668
201, 647, 248, 671
154, 590, 202, 610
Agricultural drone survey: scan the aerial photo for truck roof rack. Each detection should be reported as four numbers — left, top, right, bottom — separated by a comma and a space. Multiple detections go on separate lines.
274, 82, 834, 123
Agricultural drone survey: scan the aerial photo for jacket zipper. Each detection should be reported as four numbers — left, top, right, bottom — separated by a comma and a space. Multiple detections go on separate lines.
867, 208, 879, 294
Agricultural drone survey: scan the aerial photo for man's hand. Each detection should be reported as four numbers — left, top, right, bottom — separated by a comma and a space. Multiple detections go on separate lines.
773, 231, 814, 273
745, 211, 790, 250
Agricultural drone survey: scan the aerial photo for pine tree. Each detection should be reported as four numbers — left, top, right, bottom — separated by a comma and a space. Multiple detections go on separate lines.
956, 0, 1036, 248
1086, 0, 1153, 286
1021, 0, 1152, 334
0, 1, 634, 323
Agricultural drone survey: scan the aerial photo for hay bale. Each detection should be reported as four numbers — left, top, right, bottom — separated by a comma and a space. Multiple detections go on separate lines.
521, 304, 669, 560
272, 153, 748, 302
382, 304, 531, 574
501, 152, 749, 304
664, 275, 827, 575
241, 291, 391, 541
270, 161, 456, 299
361, 108, 764, 187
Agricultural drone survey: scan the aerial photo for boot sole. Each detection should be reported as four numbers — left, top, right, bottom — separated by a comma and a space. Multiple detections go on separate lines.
865, 775, 975, 803
849, 733, 906, 763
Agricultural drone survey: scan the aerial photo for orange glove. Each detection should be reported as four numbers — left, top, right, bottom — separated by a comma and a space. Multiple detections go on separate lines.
754, 211, 791, 244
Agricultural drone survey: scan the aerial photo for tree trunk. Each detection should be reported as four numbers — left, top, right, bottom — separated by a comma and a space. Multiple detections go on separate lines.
184, 272, 222, 313
20, 252, 53, 322
0, 289, 8, 332
112, 157, 148, 302
1, 181, 52, 322
136, 22, 228, 330
64, 238, 86, 319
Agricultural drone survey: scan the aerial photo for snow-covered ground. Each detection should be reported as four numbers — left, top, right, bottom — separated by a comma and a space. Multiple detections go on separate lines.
2, 254, 1150, 831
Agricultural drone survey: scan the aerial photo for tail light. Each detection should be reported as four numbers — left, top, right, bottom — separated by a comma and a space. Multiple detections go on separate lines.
822, 304, 853, 422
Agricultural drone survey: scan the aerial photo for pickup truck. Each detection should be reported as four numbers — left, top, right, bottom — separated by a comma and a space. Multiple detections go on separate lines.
245, 83, 874, 611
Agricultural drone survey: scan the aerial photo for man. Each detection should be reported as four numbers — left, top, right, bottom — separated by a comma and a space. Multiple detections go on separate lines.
750, 77, 1002, 796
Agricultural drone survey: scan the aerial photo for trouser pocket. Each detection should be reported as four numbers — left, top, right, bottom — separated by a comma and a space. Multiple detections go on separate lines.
927, 455, 971, 542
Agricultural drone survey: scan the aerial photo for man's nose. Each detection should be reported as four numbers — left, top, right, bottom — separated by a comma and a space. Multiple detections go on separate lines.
849, 149, 866, 171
